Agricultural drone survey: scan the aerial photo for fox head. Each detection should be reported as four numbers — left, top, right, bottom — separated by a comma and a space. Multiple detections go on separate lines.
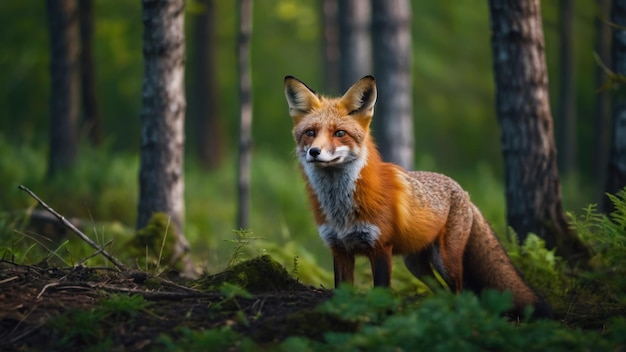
284, 76, 377, 168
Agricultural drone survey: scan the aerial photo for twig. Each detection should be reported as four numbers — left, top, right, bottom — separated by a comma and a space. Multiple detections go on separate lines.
76, 239, 114, 267
0, 276, 19, 285
37, 282, 61, 299
18, 185, 126, 272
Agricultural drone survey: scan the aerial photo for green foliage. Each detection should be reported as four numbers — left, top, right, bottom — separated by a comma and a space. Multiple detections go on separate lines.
219, 281, 253, 300
317, 285, 400, 324
565, 190, 626, 303
99, 293, 151, 319
307, 287, 623, 351
158, 326, 253, 352
568, 189, 626, 268
49, 293, 150, 349
503, 231, 569, 306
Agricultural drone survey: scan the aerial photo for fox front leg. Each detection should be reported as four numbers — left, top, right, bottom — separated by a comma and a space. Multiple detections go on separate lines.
369, 245, 393, 287
332, 248, 355, 287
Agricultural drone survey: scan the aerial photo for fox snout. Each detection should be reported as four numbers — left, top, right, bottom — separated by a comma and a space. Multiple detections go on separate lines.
305, 146, 331, 163
304, 145, 345, 165
307, 147, 322, 159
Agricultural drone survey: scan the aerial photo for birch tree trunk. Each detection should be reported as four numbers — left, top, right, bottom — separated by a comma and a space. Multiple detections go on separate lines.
137, 0, 189, 266
488, 0, 589, 263
371, 0, 413, 170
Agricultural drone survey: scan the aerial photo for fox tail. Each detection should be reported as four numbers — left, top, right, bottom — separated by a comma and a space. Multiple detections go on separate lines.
463, 204, 554, 319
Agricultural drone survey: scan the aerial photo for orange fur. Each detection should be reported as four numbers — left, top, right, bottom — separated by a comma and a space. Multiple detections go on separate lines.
284, 75, 553, 319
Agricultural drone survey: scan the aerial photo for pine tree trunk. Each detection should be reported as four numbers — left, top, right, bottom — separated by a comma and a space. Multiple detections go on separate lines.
137, 0, 189, 264
78, 0, 102, 146
236, 0, 253, 230
338, 0, 371, 92
488, 0, 590, 263
371, 0, 414, 170
604, 0, 626, 212
46, 0, 79, 178
192, 0, 223, 169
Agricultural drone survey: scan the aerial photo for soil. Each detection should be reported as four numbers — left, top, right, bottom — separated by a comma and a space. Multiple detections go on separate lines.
0, 256, 353, 351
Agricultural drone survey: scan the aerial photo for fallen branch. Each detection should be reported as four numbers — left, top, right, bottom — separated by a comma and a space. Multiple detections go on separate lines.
18, 185, 127, 272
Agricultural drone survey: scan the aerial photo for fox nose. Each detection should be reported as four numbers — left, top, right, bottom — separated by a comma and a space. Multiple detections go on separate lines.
308, 147, 321, 158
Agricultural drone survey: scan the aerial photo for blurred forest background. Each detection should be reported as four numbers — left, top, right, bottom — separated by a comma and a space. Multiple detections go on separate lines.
0, 0, 612, 284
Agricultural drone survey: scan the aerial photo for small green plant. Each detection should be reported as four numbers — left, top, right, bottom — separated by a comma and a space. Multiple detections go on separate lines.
99, 293, 152, 319
224, 229, 263, 267
49, 308, 110, 349
567, 190, 626, 268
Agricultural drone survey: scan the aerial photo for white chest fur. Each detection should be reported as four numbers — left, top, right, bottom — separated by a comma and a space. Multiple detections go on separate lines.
301, 155, 380, 252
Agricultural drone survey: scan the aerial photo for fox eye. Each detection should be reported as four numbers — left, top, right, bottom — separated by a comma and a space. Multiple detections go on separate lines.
305, 129, 315, 137
334, 130, 346, 137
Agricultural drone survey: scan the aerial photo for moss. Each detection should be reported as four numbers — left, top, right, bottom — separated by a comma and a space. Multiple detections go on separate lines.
125, 212, 177, 269
194, 255, 305, 293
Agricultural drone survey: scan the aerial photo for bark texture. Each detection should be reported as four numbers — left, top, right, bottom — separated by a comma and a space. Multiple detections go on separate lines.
321, 0, 339, 94
371, 0, 414, 170
46, 0, 79, 178
137, 0, 189, 262
78, 0, 102, 146
338, 0, 372, 92
488, 0, 589, 262
192, 0, 223, 169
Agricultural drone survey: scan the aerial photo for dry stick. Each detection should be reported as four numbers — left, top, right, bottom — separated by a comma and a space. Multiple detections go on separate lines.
18, 185, 126, 272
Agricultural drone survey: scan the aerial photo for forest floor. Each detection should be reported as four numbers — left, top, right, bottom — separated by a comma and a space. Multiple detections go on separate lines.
0, 256, 355, 351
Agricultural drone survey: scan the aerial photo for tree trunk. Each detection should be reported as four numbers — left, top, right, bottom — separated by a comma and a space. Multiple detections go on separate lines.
338, 0, 371, 92
605, 0, 626, 211
192, 0, 223, 169
371, 0, 413, 170
46, 0, 79, 178
557, 0, 576, 175
594, 0, 611, 204
78, 0, 102, 146
487, 0, 590, 263
138, 0, 189, 267
236, 0, 253, 230
321, 0, 339, 95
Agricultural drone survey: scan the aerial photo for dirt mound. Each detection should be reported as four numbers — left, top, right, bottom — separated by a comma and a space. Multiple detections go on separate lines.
0, 256, 349, 350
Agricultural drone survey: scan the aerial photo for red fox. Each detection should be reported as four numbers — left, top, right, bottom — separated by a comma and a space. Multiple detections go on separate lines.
284, 75, 553, 319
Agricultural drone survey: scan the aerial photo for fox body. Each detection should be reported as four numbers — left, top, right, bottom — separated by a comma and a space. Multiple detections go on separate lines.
284, 75, 552, 318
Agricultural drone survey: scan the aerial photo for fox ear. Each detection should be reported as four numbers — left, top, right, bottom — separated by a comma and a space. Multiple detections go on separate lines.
284, 76, 321, 121
340, 75, 377, 117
